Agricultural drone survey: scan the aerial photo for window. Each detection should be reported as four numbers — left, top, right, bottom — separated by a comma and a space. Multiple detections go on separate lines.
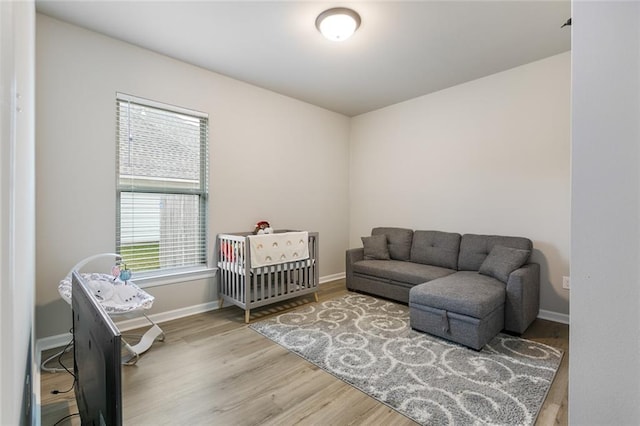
116, 93, 208, 275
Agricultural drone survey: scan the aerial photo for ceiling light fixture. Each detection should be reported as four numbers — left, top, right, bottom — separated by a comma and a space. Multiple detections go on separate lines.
316, 7, 361, 42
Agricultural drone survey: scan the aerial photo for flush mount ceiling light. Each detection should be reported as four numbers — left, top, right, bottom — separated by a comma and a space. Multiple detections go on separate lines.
316, 7, 361, 42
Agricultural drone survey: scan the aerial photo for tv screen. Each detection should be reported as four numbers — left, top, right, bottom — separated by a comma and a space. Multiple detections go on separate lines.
72, 271, 123, 426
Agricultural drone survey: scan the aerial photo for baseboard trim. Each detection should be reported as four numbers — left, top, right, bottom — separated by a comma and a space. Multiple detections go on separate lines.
320, 272, 345, 284
37, 273, 345, 352
538, 309, 570, 325
115, 300, 219, 331
36, 332, 73, 353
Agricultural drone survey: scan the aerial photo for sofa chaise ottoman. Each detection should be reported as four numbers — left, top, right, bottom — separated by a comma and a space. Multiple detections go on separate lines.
346, 228, 540, 349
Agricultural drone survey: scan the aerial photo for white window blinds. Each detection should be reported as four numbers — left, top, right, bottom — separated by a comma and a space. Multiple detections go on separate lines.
116, 93, 208, 273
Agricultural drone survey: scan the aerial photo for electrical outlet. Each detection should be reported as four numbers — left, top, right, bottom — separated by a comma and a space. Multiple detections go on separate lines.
562, 276, 570, 290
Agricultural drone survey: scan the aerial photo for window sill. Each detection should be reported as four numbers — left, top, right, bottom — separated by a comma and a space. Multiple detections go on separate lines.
132, 266, 217, 289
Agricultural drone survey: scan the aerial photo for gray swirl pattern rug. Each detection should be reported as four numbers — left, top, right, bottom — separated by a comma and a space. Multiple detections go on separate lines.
250, 294, 562, 425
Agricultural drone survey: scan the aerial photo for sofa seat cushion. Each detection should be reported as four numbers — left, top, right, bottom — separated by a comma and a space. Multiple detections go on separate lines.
409, 271, 506, 319
353, 260, 455, 285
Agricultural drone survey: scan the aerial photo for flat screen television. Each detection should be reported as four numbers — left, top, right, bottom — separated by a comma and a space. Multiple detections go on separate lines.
72, 271, 123, 425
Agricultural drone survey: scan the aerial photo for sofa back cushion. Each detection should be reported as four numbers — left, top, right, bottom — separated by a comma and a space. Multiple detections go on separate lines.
458, 234, 533, 271
371, 227, 413, 261
410, 230, 461, 270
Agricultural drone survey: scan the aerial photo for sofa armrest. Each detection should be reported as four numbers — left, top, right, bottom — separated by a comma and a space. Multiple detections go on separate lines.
504, 263, 540, 334
346, 248, 364, 290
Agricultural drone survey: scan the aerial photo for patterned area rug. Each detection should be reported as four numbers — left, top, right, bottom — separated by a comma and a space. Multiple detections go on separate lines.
250, 294, 563, 425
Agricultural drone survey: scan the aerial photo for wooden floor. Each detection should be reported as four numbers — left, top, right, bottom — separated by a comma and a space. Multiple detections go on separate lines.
40, 279, 569, 425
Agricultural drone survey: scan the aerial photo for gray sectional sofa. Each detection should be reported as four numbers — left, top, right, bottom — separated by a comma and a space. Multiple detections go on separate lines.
345, 227, 540, 349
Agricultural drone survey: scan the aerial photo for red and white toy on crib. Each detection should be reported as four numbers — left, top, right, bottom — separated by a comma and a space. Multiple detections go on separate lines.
253, 220, 273, 235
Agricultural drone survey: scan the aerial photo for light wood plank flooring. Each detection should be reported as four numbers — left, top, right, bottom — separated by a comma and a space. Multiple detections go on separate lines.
40, 279, 569, 425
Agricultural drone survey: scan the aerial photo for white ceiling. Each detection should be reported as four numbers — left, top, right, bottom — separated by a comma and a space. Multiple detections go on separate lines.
35, 1, 571, 117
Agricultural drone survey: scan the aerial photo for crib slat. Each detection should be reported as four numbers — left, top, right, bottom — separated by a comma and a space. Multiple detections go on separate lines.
266, 266, 271, 300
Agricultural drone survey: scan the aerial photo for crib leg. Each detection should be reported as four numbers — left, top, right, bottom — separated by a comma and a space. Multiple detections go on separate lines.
245, 309, 250, 324
218, 298, 224, 309
314, 292, 319, 303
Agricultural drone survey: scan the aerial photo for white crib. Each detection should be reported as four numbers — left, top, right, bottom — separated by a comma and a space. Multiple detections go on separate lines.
217, 230, 319, 322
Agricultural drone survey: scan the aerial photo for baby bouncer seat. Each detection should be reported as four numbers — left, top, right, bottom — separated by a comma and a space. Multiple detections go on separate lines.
57, 253, 164, 365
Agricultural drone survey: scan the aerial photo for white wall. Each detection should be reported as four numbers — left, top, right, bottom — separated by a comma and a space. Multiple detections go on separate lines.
0, 1, 36, 424
350, 52, 571, 316
570, 2, 640, 423
36, 14, 350, 339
